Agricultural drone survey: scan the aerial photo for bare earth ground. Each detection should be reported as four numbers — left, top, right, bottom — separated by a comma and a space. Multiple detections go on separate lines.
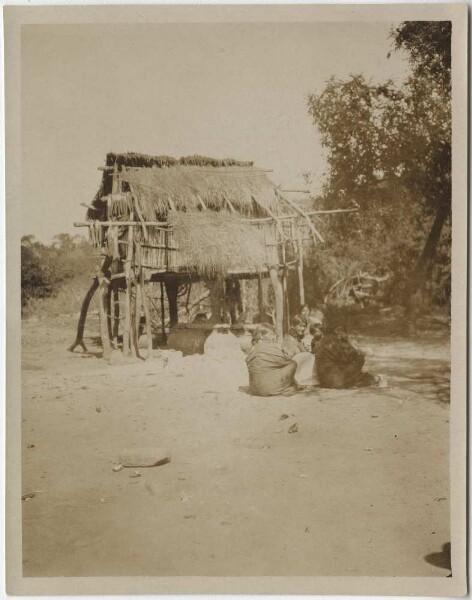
21, 316, 451, 577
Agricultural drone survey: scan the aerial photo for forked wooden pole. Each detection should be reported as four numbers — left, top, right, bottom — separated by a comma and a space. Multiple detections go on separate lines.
68, 276, 99, 353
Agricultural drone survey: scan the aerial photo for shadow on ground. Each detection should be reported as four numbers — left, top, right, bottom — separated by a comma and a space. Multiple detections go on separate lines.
367, 356, 450, 405
424, 542, 451, 572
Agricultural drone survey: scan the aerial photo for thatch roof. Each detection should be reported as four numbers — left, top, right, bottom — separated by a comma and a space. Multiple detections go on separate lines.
90, 152, 286, 220
88, 152, 304, 276
168, 211, 272, 277
105, 152, 254, 169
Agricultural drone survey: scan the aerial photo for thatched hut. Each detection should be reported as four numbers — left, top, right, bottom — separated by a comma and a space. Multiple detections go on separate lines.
70, 152, 355, 359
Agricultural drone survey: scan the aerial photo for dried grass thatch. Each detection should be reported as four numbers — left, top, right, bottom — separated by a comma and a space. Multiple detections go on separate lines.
122, 165, 281, 219
88, 152, 284, 221
168, 211, 271, 277
105, 152, 254, 169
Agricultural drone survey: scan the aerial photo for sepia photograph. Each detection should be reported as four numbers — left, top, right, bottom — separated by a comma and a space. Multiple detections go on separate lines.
4, 3, 467, 596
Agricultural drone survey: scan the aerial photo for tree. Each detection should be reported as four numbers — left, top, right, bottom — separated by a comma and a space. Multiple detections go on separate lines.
21, 243, 54, 308
307, 21, 451, 325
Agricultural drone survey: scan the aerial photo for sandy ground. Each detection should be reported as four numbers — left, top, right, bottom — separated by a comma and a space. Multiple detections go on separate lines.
21, 316, 451, 577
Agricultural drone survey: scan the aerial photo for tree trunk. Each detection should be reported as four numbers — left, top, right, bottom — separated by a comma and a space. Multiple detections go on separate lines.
405, 202, 450, 334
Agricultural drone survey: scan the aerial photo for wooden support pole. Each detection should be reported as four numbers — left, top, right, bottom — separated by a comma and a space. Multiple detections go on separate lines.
123, 282, 131, 357
160, 282, 167, 344
68, 276, 99, 353
276, 191, 325, 243
112, 285, 120, 347
123, 227, 134, 357
165, 280, 179, 327
297, 231, 305, 307
130, 279, 142, 359
112, 162, 120, 193
207, 279, 225, 323
239, 279, 246, 320
98, 273, 112, 360
269, 266, 284, 342
106, 284, 113, 342
73, 206, 359, 230
141, 271, 153, 359
282, 267, 289, 334
257, 276, 265, 322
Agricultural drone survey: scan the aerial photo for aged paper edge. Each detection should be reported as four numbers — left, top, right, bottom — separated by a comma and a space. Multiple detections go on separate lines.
4, 3, 468, 596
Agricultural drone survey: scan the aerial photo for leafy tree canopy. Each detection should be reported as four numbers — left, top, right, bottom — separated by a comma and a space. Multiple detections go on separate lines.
306, 21, 451, 311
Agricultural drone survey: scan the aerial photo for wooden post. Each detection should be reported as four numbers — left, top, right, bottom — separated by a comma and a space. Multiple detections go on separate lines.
112, 162, 120, 193
123, 227, 134, 357
97, 273, 111, 360
160, 281, 167, 344
130, 277, 142, 359
239, 279, 246, 320
257, 276, 265, 322
269, 266, 284, 342
106, 284, 113, 342
297, 231, 305, 306
112, 285, 120, 347
207, 279, 225, 323
141, 271, 153, 359
165, 280, 179, 327
68, 276, 99, 353
282, 267, 289, 334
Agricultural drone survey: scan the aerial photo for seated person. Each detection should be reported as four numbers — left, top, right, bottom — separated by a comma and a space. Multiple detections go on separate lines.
245, 324, 299, 397
314, 326, 376, 389
282, 316, 316, 387
310, 323, 324, 354
296, 304, 311, 328
282, 316, 307, 358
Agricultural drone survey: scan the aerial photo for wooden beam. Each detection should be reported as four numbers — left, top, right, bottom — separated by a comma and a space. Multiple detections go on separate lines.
297, 230, 305, 306
282, 268, 289, 334
133, 195, 149, 241
257, 276, 265, 322
165, 280, 179, 327
269, 266, 284, 342
112, 284, 120, 347
141, 271, 153, 359
73, 205, 358, 229
97, 273, 111, 360
251, 195, 288, 245
122, 227, 134, 357
160, 282, 167, 344
276, 191, 325, 243
132, 276, 142, 359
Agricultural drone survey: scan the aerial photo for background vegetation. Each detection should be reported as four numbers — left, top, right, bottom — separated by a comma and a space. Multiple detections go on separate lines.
21, 22, 451, 329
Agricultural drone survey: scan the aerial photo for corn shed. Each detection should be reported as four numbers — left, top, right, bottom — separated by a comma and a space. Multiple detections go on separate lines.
69, 152, 356, 359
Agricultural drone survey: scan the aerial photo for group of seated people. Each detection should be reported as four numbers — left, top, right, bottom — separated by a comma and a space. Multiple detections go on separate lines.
245, 305, 376, 397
